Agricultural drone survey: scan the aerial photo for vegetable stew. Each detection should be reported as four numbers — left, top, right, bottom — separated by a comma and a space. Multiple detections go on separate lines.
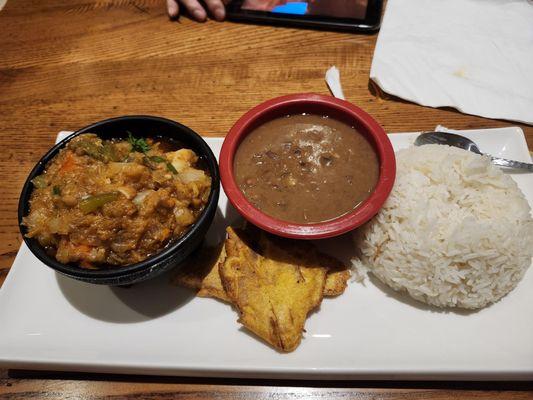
22, 133, 211, 268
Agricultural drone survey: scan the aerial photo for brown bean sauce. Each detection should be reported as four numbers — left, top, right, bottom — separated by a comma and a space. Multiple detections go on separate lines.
234, 114, 379, 224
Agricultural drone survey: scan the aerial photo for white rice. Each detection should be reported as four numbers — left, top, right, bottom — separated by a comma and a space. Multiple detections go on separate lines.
353, 144, 533, 309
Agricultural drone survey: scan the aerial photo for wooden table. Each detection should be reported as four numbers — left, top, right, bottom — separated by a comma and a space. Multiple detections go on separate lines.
1, 1, 532, 398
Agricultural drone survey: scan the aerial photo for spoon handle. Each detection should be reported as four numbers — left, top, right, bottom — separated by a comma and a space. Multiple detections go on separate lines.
490, 156, 533, 171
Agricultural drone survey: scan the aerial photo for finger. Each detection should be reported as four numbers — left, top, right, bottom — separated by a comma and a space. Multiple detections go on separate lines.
180, 0, 207, 21
204, 0, 225, 21
166, 0, 179, 18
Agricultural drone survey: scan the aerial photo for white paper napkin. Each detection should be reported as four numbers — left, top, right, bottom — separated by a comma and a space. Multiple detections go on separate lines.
325, 66, 345, 100
370, 0, 533, 125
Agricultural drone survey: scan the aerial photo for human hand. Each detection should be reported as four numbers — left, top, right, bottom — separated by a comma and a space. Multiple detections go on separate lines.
167, 0, 227, 22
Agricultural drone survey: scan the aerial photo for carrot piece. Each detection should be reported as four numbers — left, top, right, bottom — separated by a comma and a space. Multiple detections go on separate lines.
76, 243, 93, 254
58, 151, 77, 174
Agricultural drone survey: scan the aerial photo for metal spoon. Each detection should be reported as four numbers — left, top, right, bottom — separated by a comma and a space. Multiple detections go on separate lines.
415, 131, 533, 172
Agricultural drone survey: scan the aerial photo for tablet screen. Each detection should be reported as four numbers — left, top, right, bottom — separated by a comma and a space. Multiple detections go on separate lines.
241, 0, 368, 20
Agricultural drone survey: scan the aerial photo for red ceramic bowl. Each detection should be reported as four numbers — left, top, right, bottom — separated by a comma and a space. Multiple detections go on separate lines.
220, 93, 396, 239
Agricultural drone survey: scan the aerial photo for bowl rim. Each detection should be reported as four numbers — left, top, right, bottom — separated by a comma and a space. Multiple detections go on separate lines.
18, 115, 220, 281
219, 93, 396, 239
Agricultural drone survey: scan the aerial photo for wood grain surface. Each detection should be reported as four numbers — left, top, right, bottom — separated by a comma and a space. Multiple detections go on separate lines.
0, 0, 532, 398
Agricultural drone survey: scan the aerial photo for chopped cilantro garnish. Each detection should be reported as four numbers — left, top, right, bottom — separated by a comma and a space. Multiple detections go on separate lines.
127, 131, 151, 154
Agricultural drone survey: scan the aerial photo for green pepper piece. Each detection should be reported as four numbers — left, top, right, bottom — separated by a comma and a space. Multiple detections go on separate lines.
52, 185, 61, 196
78, 141, 104, 160
32, 175, 47, 189
149, 156, 166, 163
102, 143, 120, 162
166, 162, 178, 174
79, 192, 119, 214
142, 156, 157, 170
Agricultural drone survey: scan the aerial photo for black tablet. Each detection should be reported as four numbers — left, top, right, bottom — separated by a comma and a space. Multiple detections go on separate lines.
226, 0, 383, 32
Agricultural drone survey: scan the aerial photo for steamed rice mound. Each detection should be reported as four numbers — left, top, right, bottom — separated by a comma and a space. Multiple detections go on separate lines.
354, 144, 533, 309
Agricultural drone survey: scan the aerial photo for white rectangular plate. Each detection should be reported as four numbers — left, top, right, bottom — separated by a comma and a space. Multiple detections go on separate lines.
1, 128, 532, 380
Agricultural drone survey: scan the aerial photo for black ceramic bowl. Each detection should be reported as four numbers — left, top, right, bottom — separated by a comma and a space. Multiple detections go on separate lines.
18, 116, 220, 286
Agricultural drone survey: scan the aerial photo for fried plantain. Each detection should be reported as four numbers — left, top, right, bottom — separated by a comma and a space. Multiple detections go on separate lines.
173, 227, 350, 297
196, 245, 229, 302
256, 232, 351, 297
324, 268, 351, 296
219, 227, 327, 352
172, 226, 350, 352
171, 243, 228, 301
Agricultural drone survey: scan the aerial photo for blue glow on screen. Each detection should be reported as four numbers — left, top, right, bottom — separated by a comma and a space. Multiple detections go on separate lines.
271, 2, 308, 15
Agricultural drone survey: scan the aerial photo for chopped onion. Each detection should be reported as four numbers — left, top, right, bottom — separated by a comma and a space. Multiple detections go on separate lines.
133, 190, 152, 206
116, 186, 137, 200
179, 168, 205, 183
